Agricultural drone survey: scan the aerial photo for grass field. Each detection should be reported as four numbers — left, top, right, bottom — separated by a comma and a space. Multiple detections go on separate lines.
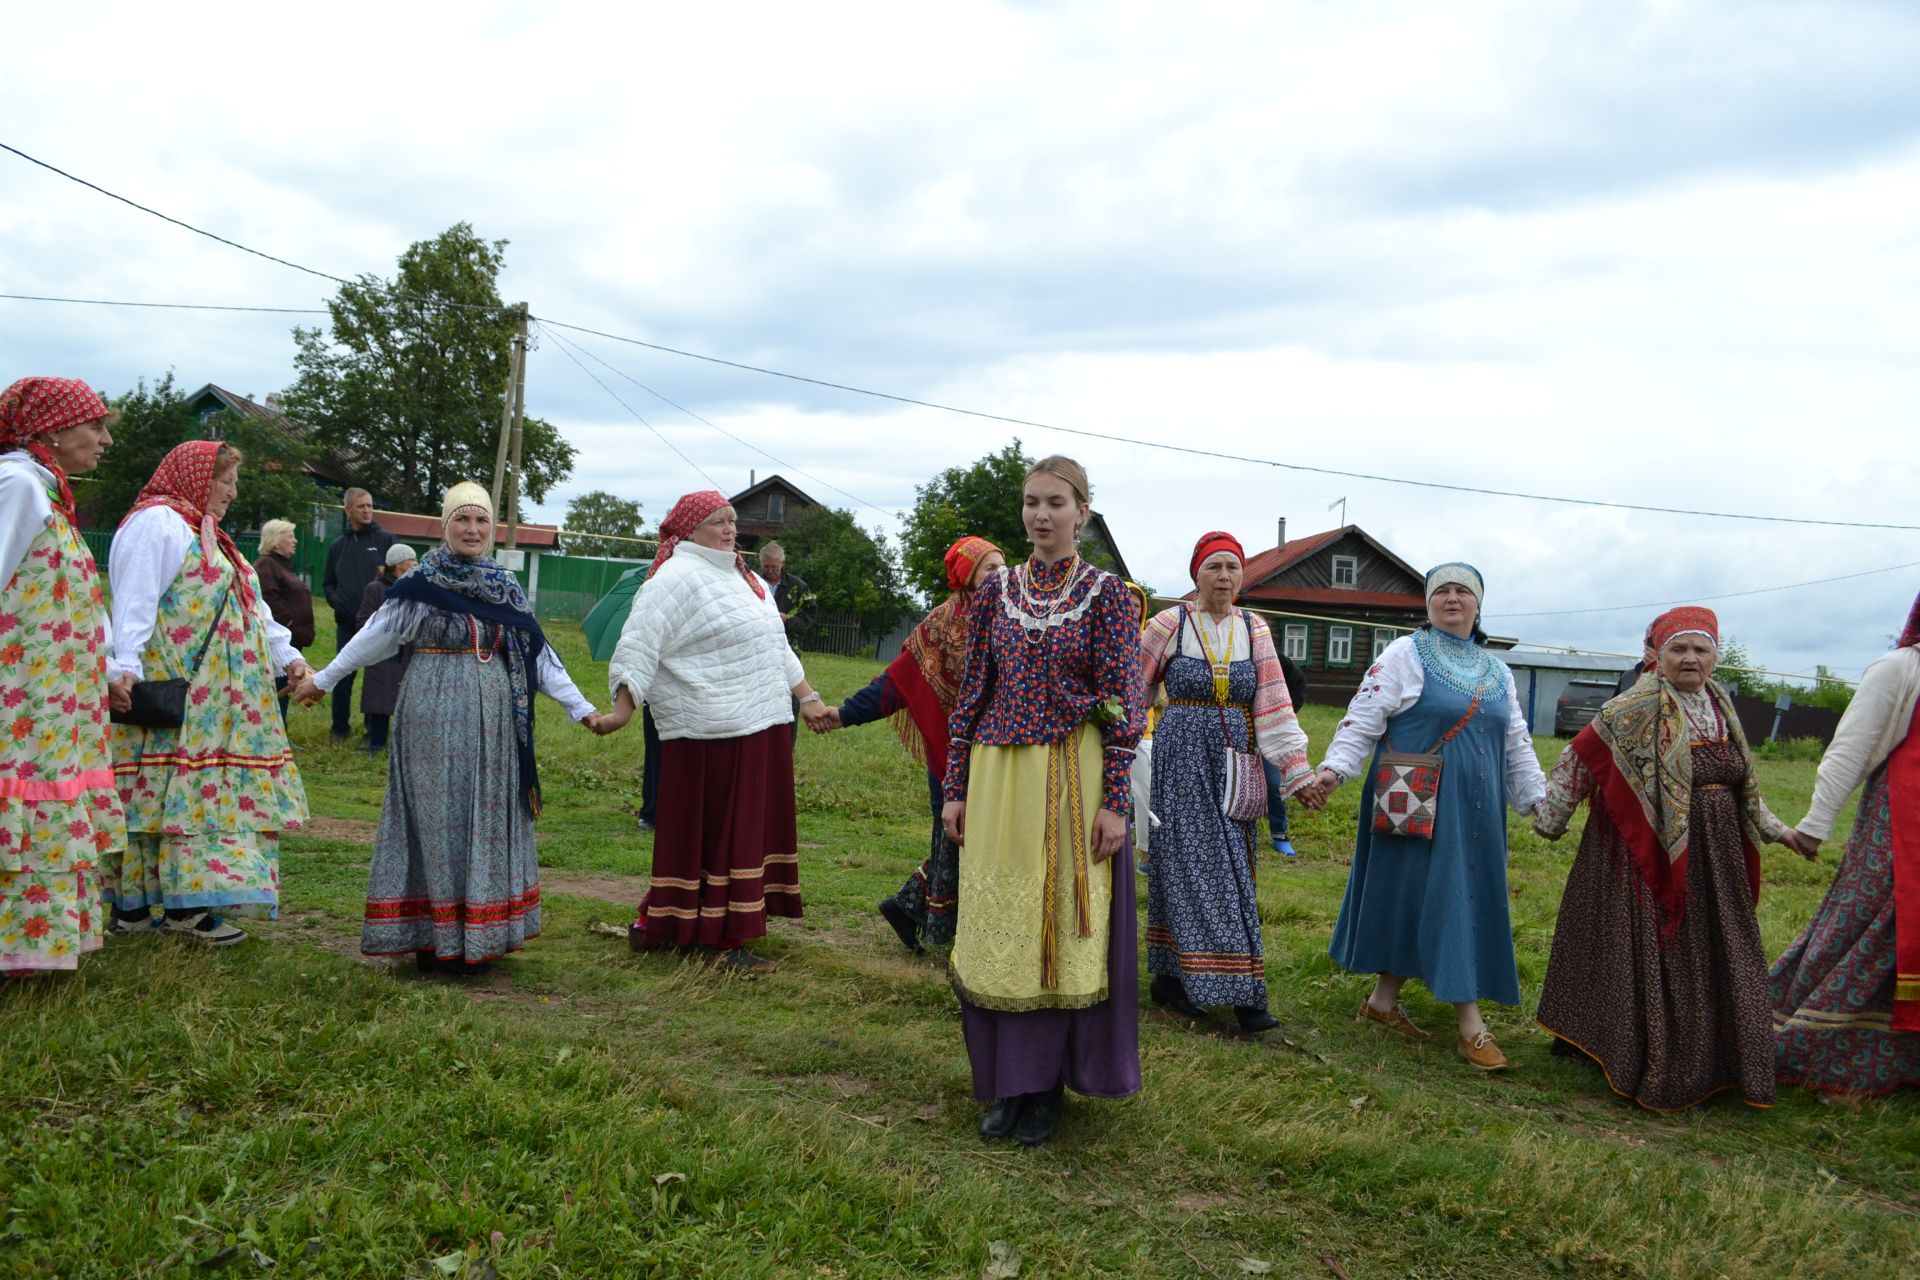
3, 628, 1916, 1279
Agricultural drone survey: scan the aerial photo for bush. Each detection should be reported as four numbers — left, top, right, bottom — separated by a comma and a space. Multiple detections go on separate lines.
1755, 736, 1826, 763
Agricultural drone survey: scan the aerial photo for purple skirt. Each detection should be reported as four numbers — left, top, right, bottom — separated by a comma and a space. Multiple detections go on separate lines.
959, 841, 1141, 1101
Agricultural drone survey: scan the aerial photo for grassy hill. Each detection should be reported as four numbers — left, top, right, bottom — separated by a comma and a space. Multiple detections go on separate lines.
3, 628, 1915, 1278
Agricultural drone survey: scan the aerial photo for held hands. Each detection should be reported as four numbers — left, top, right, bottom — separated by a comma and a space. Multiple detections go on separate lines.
1780, 828, 1821, 861
591, 705, 634, 735
799, 699, 835, 733
107, 673, 135, 714
290, 674, 325, 707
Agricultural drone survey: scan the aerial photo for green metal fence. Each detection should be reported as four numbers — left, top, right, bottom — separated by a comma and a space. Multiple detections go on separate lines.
530, 555, 649, 623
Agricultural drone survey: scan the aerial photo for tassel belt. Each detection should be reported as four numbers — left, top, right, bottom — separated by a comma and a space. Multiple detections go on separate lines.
1167, 698, 1242, 708
413, 646, 473, 655
1696, 783, 1729, 791
1039, 732, 1093, 990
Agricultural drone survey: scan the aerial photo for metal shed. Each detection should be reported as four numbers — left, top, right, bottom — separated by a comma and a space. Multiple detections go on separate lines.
1496, 649, 1637, 734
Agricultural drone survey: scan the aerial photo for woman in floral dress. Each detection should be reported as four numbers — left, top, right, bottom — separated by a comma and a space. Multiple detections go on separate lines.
941, 456, 1146, 1147
1139, 531, 1316, 1033
0, 377, 124, 975
1769, 590, 1920, 1096
1534, 607, 1812, 1111
105, 441, 308, 945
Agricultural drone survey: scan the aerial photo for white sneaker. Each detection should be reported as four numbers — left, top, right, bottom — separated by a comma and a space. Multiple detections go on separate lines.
108, 912, 162, 935
165, 912, 248, 946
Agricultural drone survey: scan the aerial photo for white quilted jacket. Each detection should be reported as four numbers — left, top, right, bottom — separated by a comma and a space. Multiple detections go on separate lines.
608, 541, 805, 740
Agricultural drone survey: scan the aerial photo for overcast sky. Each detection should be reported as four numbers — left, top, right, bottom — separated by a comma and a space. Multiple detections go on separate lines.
5, 0, 1917, 683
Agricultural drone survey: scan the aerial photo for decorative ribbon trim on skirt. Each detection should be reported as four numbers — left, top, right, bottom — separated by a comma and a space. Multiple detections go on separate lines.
1040, 731, 1093, 990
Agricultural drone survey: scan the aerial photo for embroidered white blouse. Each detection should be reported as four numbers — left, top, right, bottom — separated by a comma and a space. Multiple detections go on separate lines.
107, 506, 302, 682
1320, 634, 1547, 814
311, 593, 596, 721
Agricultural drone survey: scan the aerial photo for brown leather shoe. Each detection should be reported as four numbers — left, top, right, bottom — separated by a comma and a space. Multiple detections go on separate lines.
1457, 1029, 1508, 1071
1356, 999, 1431, 1041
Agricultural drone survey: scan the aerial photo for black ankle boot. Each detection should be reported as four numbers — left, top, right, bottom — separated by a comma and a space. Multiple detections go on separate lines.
877, 897, 924, 954
1150, 974, 1206, 1019
1235, 1005, 1280, 1033
1014, 1088, 1064, 1147
979, 1096, 1025, 1140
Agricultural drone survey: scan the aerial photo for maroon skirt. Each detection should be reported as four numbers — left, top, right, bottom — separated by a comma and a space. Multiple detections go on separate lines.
633, 724, 802, 948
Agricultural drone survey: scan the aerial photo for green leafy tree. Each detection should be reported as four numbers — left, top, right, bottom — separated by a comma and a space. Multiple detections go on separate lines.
900, 440, 1120, 599
775, 505, 916, 632
280, 222, 576, 514
82, 373, 318, 534
1714, 637, 1769, 698
562, 490, 647, 559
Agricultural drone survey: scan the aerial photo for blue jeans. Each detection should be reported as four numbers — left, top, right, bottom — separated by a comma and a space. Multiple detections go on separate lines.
1262, 757, 1290, 841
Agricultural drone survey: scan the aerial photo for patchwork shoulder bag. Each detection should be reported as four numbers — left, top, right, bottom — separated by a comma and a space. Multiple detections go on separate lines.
1370, 693, 1480, 841
1186, 608, 1268, 824
110, 586, 231, 730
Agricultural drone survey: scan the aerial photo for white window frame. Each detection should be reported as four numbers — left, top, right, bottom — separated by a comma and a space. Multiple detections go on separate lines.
1329, 625, 1354, 666
1331, 555, 1357, 588
1372, 628, 1395, 661
1282, 623, 1309, 663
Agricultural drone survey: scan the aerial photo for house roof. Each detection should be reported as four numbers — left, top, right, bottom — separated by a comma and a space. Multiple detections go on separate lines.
1085, 511, 1132, 582
1240, 525, 1424, 591
729, 473, 820, 508
185, 384, 363, 490
373, 510, 561, 550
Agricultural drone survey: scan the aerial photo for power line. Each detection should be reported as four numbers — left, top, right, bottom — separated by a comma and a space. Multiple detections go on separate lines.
0, 292, 327, 315
2, 141, 353, 285
1, 141, 507, 318
536, 324, 721, 489
537, 316, 1920, 533
1501, 560, 1920, 618
7, 136, 1912, 532
540, 324, 900, 522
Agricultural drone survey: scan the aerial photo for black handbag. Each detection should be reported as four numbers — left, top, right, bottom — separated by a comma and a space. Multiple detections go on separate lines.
110, 588, 231, 729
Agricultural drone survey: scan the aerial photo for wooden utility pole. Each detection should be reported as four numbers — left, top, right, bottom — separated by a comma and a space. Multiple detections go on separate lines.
490, 303, 529, 523
505, 307, 530, 549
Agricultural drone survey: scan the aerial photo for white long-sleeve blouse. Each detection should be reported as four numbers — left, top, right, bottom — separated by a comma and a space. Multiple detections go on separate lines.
1799, 646, 1920, 840
107, 506, 299, 681
1320, 633, 1547, 814
311, 596, 596, 721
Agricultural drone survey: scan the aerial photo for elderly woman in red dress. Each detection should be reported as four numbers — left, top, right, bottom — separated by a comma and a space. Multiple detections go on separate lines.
1534, 606, 1814, 1110
601, 491, 833, 969
0, 378, 125, 975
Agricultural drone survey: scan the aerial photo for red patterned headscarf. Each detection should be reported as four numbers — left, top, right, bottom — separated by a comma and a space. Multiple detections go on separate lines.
943, 535, 1002, 594
1651, 605, 1718, 653
118, 440, 257, 610
653, 489, 762, 598
1189, 531, 1245, 582
1899, 590, 1920, 649
0, 376, 110, 523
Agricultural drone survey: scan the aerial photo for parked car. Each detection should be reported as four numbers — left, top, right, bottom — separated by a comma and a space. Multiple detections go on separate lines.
1554, 680, 1614, 736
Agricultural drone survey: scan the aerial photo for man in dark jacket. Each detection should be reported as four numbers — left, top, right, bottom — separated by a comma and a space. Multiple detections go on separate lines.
758, 542, 817, 647
321, 488, 393, 742
1263, 652, 1309, 858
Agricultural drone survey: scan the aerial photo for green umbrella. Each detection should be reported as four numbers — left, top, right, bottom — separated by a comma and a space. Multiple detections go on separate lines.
581, 562, 653, 661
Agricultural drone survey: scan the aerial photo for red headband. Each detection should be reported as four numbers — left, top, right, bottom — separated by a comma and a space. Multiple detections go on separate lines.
1650, 605, 1718, 653
0, 376, 109, 522
943, 535, 1002, 594
1189, 531, 1245, 582
652, 489, 762, 599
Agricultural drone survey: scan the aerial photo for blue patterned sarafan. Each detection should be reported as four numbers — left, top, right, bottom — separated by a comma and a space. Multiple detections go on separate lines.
944, 554, 1145, 812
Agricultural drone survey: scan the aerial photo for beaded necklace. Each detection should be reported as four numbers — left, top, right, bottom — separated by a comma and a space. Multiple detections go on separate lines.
1190, 608, 1238, 704
1413, 625, 1500, 698
1002, 555, 1100, 644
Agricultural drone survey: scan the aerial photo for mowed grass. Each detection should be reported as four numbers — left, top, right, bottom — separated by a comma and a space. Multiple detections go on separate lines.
3, 626, 1916, 1279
